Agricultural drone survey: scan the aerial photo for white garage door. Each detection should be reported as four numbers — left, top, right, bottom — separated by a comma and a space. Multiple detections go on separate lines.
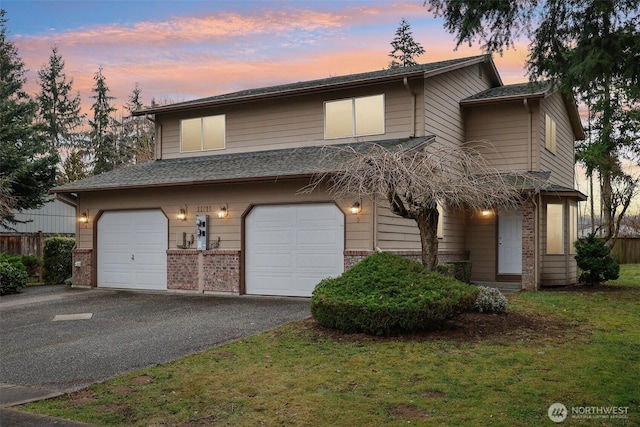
98, 210, 168, 291
246, 204, 344, 297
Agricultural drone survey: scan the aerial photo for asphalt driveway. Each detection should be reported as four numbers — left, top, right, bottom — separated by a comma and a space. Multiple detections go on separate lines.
0, 285, 311, 393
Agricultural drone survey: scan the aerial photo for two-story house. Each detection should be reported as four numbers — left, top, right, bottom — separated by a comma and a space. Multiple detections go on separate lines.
52, 54, 585, 296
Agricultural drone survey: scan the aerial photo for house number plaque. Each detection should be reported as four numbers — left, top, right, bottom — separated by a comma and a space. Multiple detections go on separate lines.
197, 206, 212, 213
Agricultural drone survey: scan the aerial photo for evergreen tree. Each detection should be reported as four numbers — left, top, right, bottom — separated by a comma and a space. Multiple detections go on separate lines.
388, 18, 425, 68
57, 149, 89, 185
88, 66, 118, 174
0, 10, 58, 228
124, 83, 155, 163
36, 46, 84, 152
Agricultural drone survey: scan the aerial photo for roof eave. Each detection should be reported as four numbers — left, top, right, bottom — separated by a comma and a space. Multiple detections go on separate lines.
460, 92, 547, 107
50, 173, 320, 194
132, 71, 428, 117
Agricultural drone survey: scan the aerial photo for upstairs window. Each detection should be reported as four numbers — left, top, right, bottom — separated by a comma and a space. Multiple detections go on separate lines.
545, 114, 557, 154
325, 94, 385, 139
181, 115, 225, 152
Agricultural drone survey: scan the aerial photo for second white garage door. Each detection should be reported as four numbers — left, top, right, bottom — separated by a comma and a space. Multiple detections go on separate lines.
245, 204, 344, 297
97, 210, 168, 291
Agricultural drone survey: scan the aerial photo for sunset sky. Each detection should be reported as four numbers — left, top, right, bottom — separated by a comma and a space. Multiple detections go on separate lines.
4, 0, 531, 114
3, 0, 638, 213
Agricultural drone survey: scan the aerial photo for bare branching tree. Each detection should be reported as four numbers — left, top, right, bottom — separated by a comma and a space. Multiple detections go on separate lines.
303, 141, 534, 270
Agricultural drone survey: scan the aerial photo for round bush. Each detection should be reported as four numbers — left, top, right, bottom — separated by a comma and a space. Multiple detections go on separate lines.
0, 256, 28, 296
311, 252, 479, 336
474, 286, 508, 313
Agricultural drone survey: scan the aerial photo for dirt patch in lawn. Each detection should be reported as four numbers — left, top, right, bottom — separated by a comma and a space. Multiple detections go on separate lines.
387, 403, 430, 419
305, 310, 577, 344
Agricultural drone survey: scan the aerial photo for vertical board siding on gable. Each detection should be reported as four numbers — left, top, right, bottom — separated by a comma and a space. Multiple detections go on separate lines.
159, 81, 422, 160
424, 65, 492, 150
76, 179, 372, 252
464, 103, 531, 171
539, 94, 575, 188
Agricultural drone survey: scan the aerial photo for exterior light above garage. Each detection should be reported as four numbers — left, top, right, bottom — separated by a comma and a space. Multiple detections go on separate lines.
217, 203, 228, 219
79, 210, 89, 224
177, 206, 187, 221
350, 201, 362, 215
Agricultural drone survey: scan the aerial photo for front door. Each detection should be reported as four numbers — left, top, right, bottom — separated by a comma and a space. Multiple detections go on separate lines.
498, 210, 522, 275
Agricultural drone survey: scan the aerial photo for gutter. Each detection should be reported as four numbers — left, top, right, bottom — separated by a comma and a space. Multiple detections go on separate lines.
403, 77, 416, 138
52, 192, 78, 207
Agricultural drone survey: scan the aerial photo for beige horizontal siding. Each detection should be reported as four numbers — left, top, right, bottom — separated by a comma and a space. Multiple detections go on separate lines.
75, 179, 372, 251
159, 80, 423, 160
539, 93, 576, 188
425, 64, 491, 150
464, 102, 531, 172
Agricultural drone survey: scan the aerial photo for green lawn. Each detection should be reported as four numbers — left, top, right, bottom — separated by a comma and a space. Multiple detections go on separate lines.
21, 265, 640, 426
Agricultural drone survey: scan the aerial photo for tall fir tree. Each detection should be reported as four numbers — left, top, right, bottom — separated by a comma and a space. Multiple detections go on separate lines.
388, 18, 425, 69
36, 46, 84, 152
0, 9, 58, 228
124, 83, 155, 163
88, 66, 118, 174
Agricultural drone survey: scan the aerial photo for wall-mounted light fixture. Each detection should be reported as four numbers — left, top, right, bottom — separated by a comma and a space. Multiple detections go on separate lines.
177, 205, 187, 221
217, 203, 228, 219
350, 200, 362, 215
481, 209, 494, 217
79, 210, 89, 224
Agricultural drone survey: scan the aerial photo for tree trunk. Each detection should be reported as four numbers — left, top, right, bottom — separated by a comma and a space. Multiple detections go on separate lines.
415, 208, 439, 270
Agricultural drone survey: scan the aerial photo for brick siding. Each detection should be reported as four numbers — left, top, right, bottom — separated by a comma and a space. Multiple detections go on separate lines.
72, 248, 93, 287
167, 249, 240, 293
344, 250, 469, 270
521, 200, 536, 290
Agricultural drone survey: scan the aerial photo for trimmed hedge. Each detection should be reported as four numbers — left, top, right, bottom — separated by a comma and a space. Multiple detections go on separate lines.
0, 253, 28, 295
43, 237, 75, 285
311, 252, 479, 336
436, 261, 472, 283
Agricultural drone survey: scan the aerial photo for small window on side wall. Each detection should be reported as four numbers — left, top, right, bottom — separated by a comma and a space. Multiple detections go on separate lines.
545, 114, 557, 154
181, 115, 225, 152
569, 203, 577, 254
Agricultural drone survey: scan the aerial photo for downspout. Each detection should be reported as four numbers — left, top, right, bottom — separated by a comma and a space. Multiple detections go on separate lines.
403, 77, 416, 137
145, 114, 162, 160
523, 98, 532, 171
533, 192, 540, 290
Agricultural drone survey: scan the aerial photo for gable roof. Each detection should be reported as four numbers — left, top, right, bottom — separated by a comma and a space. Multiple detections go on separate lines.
460, 82, 585, 140
51, 137, 434, 194
133, 55, 500, 116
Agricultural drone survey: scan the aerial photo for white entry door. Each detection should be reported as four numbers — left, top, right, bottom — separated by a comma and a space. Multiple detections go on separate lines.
245, 204, 344, 297
97, 210, 168, 290
498, 210, 522, 275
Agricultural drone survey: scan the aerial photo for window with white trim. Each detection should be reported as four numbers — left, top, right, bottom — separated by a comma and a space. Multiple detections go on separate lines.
547, 203, 564, 254
181, 115, 225, 152
545, 114, 557, 154
569, 203, 577, 254
324, 94, 385, 139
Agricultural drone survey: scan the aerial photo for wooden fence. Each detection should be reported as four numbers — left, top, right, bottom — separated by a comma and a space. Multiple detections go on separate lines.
0, 233, 74, 258
611, 237, 640, 264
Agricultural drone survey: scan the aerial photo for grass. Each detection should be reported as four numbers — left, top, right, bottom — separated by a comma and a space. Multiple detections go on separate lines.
21, 265, 640, 426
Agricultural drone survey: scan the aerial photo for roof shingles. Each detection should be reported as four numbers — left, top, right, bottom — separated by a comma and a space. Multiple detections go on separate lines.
52, 137, 433, 193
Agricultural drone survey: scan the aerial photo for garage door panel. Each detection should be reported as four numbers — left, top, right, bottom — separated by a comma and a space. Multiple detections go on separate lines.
246, 203, 344, 297
98, 210, 167, 290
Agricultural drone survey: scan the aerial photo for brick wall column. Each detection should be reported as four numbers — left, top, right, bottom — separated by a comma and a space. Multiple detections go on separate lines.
72, 248, 94, 287
521, 199, 536, 290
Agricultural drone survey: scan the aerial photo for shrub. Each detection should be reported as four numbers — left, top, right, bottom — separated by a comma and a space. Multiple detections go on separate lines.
436, 261, 472, 283
21, 255, 43, 277
43, 237, 75, 285
474, 286, 508, 313
311, 252, 479, 336
574, 234, 619, 285
0, 253, 28, 295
